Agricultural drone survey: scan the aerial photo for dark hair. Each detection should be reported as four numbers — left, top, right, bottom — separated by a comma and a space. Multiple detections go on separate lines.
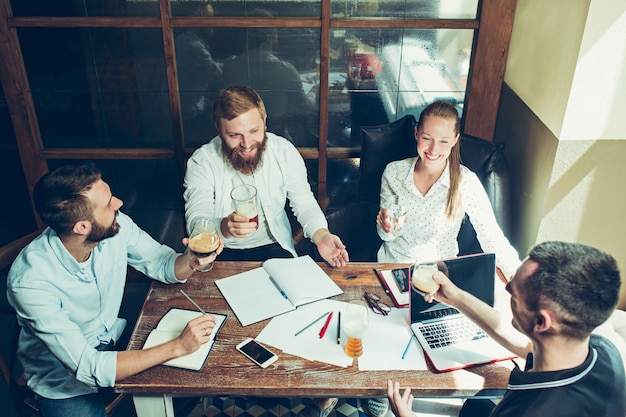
524, 241, 621, 339
416, 100, 461, 219
33, 165, 101, 236
246, 9, 277, 49
214, 85, 267, 128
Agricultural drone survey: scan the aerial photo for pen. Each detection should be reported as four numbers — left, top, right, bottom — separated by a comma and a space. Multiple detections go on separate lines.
401, 334, 415, 360
269, 275, 289, 300
336, 311, 341, 344
295, 312, 330, 336
179, 289, 207, 315
319, 311, 334, 339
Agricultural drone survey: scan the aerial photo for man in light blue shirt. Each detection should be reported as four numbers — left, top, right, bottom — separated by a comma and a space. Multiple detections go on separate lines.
7, 165, 222, 417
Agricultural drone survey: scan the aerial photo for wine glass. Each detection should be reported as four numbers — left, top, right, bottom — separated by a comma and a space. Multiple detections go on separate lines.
187, 218, 220, 272
342, 300, 370, 358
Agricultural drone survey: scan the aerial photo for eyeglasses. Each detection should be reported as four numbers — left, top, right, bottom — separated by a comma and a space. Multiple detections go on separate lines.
363, 292, 391, 316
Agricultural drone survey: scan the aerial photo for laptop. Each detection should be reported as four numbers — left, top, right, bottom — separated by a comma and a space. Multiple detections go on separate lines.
409, 253, 517, 372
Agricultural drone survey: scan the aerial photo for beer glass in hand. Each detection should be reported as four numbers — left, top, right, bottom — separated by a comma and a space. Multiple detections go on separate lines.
188, 218, 220, 272
411, 262, 440, 296
231, 184, 258, 229
342, 300, 369, 358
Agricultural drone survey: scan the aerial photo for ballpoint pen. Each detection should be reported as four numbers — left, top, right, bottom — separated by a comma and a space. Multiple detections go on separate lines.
268, 275, 289, 300
319, 311, 334, 339
336, 311, 341, 344
295, 312, 329, 336
179, 289, 207, 314
401, 334, 415, 360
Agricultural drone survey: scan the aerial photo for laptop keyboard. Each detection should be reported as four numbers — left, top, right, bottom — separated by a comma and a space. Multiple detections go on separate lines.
419, 318, 488, 349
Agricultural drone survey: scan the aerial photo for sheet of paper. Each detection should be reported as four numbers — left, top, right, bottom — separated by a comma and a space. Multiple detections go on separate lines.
358, 308, 428, 371
215, 267, 294, 326
256, 299, 353, 367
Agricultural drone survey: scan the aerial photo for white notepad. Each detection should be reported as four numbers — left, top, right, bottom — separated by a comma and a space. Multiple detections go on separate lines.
143, 308, 226, 371
215, 255, 343, 326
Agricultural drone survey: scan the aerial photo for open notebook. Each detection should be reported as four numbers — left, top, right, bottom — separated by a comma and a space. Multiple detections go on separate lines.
143, 308, 226, 371
410, 253, 516, 372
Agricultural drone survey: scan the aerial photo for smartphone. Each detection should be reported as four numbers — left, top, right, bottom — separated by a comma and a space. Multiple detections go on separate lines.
236, 338, 278, 368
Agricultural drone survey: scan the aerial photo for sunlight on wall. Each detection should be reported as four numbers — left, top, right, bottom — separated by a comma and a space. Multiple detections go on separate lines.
561, 6, 626, 140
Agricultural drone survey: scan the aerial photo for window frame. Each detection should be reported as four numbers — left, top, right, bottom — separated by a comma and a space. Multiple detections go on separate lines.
0, 0, 517, 228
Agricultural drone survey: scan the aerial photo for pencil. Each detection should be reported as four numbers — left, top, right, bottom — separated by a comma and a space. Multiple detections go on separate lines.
295, 312, 330, 336
179, 289, 207, 315
336, 311, 341, 344
401, 334, 414, 360
319, 311, 334, 339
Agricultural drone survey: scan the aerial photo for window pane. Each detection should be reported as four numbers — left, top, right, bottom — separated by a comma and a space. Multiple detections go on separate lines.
328, 28, 472, 148
11, 0, 160, 17
47, 159, 185, 250
331, 0, 478, 18
0, 84, 38, 245
207, 0, 319, 18
19, 27, 172, 148
213, 26, 320, 148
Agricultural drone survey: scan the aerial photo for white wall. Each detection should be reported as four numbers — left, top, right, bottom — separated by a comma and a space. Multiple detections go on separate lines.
501, 0, 626, 307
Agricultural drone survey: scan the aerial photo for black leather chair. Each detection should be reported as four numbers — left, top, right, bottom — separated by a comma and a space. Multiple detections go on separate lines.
326, 114, 512, 261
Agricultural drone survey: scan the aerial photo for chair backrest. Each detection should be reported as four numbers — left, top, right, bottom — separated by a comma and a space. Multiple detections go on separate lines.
358, 114, 512, 256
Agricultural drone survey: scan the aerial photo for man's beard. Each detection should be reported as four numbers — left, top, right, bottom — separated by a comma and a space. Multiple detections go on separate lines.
222, 133, 267, 174
86, 214, 120, 243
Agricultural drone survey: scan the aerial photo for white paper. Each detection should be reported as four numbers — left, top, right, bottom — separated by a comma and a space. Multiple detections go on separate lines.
256, 299, 353, 367
358, 308, 428, 371
256, 300, 428, 370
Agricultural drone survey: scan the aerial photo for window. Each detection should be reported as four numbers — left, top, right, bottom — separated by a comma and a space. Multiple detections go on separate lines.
0, 0, 516, 240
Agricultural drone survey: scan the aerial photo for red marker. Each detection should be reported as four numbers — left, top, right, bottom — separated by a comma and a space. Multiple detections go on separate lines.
319, 311, 334, 339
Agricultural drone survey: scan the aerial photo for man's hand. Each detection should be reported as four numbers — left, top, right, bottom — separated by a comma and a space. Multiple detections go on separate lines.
387, 380, 414, 417
221, 212, 257, 239
424, 270, 463, 306
314, 229, 349, 267
176, 314, 217, 356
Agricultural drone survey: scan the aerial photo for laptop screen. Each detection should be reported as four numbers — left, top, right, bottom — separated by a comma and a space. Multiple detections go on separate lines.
410, 253, 496, 323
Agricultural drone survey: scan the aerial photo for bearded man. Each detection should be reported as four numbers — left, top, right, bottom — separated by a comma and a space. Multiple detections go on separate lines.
183, 85, 349, 267
8, 165, 222, 417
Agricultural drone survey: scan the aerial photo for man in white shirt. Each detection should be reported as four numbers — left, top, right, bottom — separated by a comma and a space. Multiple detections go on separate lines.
184, 85, 349, 268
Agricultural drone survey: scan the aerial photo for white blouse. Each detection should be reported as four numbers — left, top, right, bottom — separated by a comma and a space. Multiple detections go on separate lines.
376, 157, 521, 279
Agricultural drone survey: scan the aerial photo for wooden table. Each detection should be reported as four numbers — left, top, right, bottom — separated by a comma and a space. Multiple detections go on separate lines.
115, 261, 514, 417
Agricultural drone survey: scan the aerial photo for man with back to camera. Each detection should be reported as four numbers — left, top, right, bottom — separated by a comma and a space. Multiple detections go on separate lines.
7, 165, 223, 417
183, 85, 349, 268
387, 241, 625, 417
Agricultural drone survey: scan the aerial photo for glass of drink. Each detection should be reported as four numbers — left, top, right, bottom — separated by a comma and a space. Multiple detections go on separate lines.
342, 300, 369, 358
188, 218, 220, 272
230, 184, 258, 229
411, 262, 440, 296
386, 196, 406, 236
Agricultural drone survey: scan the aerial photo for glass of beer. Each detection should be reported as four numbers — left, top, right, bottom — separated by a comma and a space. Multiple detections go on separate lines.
188, 218, 220, 272
230, 184, 258, 229
342, 300, 369, 358
411, 262, 440, 296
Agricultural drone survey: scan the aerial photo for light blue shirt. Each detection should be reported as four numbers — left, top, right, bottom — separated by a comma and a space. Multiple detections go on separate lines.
183, 132, 328, 256
7, 212, 183, 399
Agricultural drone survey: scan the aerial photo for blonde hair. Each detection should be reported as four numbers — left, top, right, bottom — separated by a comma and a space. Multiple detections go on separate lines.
417, 101, 461, 219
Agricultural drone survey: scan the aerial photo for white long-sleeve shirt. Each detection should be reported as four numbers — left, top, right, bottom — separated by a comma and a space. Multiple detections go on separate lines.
183, 133, 328, 256
377, 157, 520, 279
